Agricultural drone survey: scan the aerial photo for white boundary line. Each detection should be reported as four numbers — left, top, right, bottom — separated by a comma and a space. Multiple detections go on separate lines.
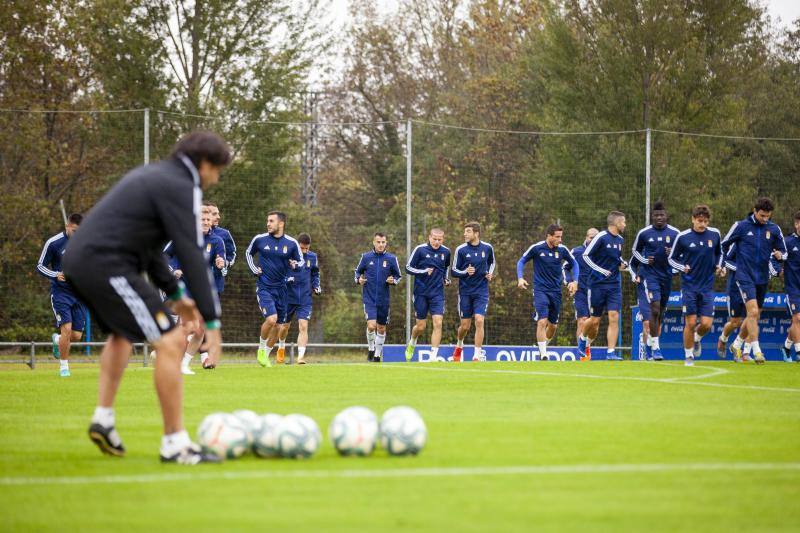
2, 462, 798, 486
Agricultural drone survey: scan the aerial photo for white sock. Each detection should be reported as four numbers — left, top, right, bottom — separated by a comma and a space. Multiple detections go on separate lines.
719, 332, 729, 343
732, 336, 745, 349
751, 341, 761, 354
54, 333, 61, 344
60, 359, 69, 370
537, 341, 547, 359
375, 332, 386, 357
278, 339, 285, 349
367, 329, 376, 350
408, 335, 418, 347
160, 429, 192, 457
651, 336, 660, 350
431, 346, 439, 360
785, 338, 793, 349
259, 337, 268, 350
744, 343, 752, 355
182, 353, 192, 367
92, 406, 115, 428
794, 342, 800, 353
456, 338, 464, 347
684, 348, 694, 358
694, 331, 703, 343
298, 346, 306, 358
607, 348, 614, 354
474, 346, 482, 359
200, 352, 209, 365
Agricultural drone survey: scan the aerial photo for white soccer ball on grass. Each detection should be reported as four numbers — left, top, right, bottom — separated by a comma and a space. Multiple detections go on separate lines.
253, 413, 283, 458
329, 406, 379, 456
232, 409, 265, 450
275, 414, 322, 459
379, 406, 427, 456
197, 413, 250, 460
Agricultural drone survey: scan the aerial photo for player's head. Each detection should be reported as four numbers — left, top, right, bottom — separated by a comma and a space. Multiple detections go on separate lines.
753, 197, 774, 224
373, 232, 387, 253
793, 210, 800, 234
691, 204, 711, 231
298, 233, 311, 254
203, 201, 220, 226
429, 228, 444, 249
545, 223, 563, 247
464, 222, 481, 244
65, 213, 82, 237
171, 131, 231, 190
201, 210, 213, 234
652, 201, 667, 228
607, 211, 626, 234
266, 211, 286, 235
584, 227, 598, 245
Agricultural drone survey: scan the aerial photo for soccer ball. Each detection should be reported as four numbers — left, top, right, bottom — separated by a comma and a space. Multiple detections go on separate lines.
380, 406, 427, 456
253, 413, 283, 458
197, 413, 250, 460
329, 406, 379, 456
232, 409, 265, 449
275, 414, 322, 459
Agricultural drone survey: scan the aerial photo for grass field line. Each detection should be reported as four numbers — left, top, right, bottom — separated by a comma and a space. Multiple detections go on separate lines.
385, 364, 800, 393
2, 462, 798, 486
651, 362, 731, 382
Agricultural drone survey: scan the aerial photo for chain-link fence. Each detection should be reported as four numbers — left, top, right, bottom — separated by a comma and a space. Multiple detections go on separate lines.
2, 108, 798, 359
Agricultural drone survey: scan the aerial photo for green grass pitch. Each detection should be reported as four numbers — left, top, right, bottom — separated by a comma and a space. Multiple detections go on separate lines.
1, 359, 799, 531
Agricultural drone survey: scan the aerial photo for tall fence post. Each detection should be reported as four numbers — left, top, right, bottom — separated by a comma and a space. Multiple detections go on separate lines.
645, 127, 651, 225
144, 108, 150, 166
405, 119, 412, 341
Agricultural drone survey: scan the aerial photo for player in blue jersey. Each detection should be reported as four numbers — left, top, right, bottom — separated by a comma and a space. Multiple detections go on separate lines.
405, 228, 452, 362
629, 253, 653, 360
517, 224, 578, 360
36, 213, 87, 376
571, 227, 598, 355
630, 202, 679, 360
204, 202, 236, 279
668, 204, 725, 366
717, 243, 748, 361
780, 211, 800, 362
246, 211, 303, 367
578, 211, 628, 361
721, 198, 787, 364
277, 233, 321, 365
451, 222, 495, 362
355, 232, 403, 362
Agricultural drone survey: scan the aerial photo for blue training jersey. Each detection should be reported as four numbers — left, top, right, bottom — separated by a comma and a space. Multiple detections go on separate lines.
783, 233, 800, 295
246, 233, 303, 289
721, 214, 787, 286
36, 232, 76, 294
631, 224, 680, 280
164, 231, 226, 293
668, 227, 722, 291
354, 250, 402, 305
451, 240, 495, 296
212, 225, 236, 267
287, 250, 321, 306
571, 243, 592, 290
405, 243, 451, 297
583, 230, 625, 286
516, 241, 576, 292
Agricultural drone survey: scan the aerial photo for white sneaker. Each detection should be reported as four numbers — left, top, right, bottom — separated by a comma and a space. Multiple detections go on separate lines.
472, 350, 487, 362
685, 356, 694, 367
181, 365, 195, 375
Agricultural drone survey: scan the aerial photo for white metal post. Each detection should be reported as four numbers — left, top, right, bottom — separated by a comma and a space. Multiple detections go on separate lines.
645, 128, 651, 225
406, 119, 412, 339
144, 108, 150, 166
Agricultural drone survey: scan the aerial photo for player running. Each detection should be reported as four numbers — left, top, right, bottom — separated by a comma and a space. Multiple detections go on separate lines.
578, 211, 628, 361
355, 232, 402, 362
516, 224, 578, 360
204, 201, 236, 278
630, 202, 679, 361
277, 233, 321, 364
247, 211, 303, 367
451, 222, 495, 362
404, 228, 452, 362
668, 204, 725, 366
63, 131, 228, 464
721, 198, 786, 364
36, 213, 87, 377
780, 210, 800, 362
571, 227, 598, 356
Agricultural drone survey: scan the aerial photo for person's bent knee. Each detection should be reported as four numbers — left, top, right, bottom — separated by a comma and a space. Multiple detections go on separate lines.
367, 320, 377, 331
377, 324, 387, 334
71, 331, 83, 341
61, 323, 73, 335
298, 320, 308, 332
474, 315, 485, 326
432, 315, 443, 327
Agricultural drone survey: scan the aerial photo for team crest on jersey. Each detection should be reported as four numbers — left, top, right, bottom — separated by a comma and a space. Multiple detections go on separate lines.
283, 245, 288, 253
206, 243, 212, 253
708, 240, 712, 247
482, 251, 485, 258
766, 231, 771, 240
666, 236, 671, 243
441, 253, 445, 260
555, 252, 559, 258
383, 260, 387, 267
155, 311, 170, 331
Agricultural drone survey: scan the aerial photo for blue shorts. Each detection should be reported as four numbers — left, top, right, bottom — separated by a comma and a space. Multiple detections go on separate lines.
413, 293, 445, 320
573, 288, 590, 319
681, 288, 714, 317
641, 275, 671, 310
735, 278, 767, 308
786, 293, 800, 316
286, 301, 312, 322
257, 286, 288, 324
588, 284, 621, 317
50, 290, 87, 331
533, 290, 561, 324
636, 283, 651, 322
727, 285, 746, 318
458, 293, 489, 319
363, 302, 390, 325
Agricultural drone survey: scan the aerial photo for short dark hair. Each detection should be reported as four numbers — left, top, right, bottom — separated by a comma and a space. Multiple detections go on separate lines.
67, 213, 83, 225
430, 227, 444, 235
754, 197, 774, 212
374, 231, 386, 238
203, 201, 218, 208
546, 223, 563, 236
793, 210, 800, 222
171, 131, 232, 168
268, 211, 286, 223
464, 221, 481, 234
607, 211, 625, 225
652, 201, 666, 212
692, 204, 711, 218
298, 233, 311, 245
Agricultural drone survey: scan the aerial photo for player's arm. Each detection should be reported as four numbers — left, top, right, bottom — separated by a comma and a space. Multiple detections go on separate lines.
450, 249, 467, 278
213, 237, 226, 270
668, 235, 687, 273
245, 236, 262, 276
225, 232, 236, 266
714, 234, 724, 272
628, 255, 641, 282
405, 246, 427, 276
561, 246, 577, 284
772, 226, 787, 260
486, 244, 496, 280
354, 254, 367, 284
290, 239, 303, 270
583, 234, 612, 277
147, 252, 181, 296
388, 256, 402, 285
570, 248, 581, 281
631, 228, 649, 264
311, 255, 321, 294
444, 249, 452, 285
36, 239, 59, 279
720, 221, 740, 253
516, 245, 534, 281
